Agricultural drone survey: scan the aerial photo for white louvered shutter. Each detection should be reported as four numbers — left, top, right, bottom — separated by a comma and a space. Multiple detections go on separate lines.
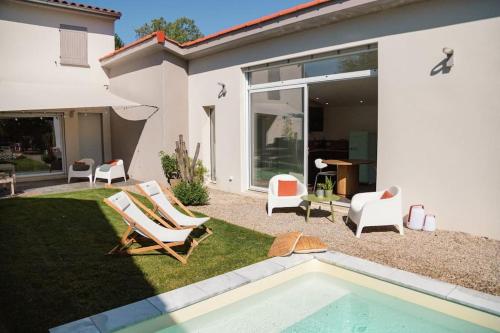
60, 24, 88, 66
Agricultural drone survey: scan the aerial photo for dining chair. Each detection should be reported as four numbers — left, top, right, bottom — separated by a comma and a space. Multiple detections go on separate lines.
313, 158, 336, 191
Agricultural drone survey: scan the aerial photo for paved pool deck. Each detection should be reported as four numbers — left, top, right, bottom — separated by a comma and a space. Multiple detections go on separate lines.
50, 252, 500, 333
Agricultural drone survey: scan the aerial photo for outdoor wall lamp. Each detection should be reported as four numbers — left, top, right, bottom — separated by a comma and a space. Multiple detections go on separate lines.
442, 47, 454, 67
217, 82, 227, 99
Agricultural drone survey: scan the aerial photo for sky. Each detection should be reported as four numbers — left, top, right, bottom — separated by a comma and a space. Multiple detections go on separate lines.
88, 0, 308, 44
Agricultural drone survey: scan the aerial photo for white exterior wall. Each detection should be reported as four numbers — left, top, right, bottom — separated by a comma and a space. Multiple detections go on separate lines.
0, 0, 115, 177
0, 0, 114, 86
107, 51, 189, 182
187, 0, 500, 238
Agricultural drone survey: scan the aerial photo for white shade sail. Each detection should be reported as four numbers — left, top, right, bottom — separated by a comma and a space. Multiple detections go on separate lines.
0, 81, 139, 112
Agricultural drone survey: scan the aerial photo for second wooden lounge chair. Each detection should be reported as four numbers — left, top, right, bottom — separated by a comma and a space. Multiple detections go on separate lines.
136, 180, 213, 243
104, 191, 198, 264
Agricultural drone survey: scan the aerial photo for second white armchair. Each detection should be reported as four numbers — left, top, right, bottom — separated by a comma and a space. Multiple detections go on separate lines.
348, 186, 404, 238
94, 159, 126, 185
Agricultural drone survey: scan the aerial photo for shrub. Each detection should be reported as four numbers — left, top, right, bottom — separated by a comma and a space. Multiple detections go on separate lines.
173, 180, 209, 206
194, 159, 208, 183
42, 151, 54, 164
159, 151, 179, 181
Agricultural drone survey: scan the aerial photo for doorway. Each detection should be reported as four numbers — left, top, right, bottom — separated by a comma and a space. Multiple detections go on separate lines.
308, 77, 378, 196
247, 46, 377, 192
249, 85, 306, 189
78, 113, 103, 165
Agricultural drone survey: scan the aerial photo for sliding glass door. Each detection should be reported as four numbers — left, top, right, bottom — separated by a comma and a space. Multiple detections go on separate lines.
249, 85, 307, 189
0, 114, 65, 175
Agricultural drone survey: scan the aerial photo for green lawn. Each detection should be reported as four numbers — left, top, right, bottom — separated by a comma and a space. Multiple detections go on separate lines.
5, 157, 49, 172
0, 189, 274, 332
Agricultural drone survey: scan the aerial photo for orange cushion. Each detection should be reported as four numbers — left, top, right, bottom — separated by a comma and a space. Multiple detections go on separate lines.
105, 159, 119, 166
380, 190, 394, 199
278, 180, 297, 196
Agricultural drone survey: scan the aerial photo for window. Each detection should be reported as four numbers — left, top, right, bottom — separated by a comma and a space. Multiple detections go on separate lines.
304, 51, 377, 78
0, 115, 65, 175
60, 24, 88, 66
247, 46, 377, 85
249, 64, 303, 85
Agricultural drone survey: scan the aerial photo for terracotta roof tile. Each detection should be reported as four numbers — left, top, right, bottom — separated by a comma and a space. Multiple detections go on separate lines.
100, 31, 167, 61
37, 0, 121, 18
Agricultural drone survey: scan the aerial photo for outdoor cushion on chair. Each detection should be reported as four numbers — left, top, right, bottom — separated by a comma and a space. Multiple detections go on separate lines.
94, 159, 126, 184
278, 180, 297, 196
348, 186, 404, 238
267, 174, 307, 216
72, 161, 90, 171
68, 158, 94, 184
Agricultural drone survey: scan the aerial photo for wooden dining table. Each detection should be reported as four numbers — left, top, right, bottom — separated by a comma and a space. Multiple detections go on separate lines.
323, 159, 375, 197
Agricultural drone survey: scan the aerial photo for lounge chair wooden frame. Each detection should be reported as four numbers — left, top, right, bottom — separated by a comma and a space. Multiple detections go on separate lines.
135, 182, 213, 243
104, 191, 198, 264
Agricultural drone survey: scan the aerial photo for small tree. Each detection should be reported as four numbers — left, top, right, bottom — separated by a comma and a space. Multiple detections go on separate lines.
114, 33, 124, 49
135, 17, 203, 43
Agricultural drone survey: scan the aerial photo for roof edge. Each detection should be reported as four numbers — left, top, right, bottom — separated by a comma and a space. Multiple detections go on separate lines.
19, 0, 121, 19
100, 31, 168, 61
182, 0, 330, 47
99, 0, 331, 62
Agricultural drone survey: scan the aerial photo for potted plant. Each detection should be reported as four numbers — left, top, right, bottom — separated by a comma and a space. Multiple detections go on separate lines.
324, 176, 335, 197
316, 183, 325, 198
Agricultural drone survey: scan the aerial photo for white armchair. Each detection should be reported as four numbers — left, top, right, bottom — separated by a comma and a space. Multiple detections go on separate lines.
267, 174, 308, 216
348, 186, 404, 238
94, 159, 126, 185
68, 158, 94, 184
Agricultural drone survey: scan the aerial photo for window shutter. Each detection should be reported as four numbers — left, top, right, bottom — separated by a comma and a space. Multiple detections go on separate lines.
60, 24, 88, 66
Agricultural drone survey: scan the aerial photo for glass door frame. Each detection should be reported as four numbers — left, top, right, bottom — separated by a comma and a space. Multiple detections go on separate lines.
246, 69, 378, 192
247, 83, 308, 192
0, 112, 67, 177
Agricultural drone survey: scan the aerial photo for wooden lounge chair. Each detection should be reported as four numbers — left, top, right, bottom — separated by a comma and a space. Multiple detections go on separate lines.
104, 191, 198, 264
136, 180, 213, 243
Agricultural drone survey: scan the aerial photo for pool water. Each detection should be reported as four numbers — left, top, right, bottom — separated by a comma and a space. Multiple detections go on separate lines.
121, 273, 497, 333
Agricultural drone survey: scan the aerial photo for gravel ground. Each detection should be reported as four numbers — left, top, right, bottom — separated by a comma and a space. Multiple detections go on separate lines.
190, 188, 500, 296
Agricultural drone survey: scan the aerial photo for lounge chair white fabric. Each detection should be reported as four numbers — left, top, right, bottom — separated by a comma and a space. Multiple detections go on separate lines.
137, 181, 209, 227
137, 181, 213, 242
267, 174, 308, 216
68, 158, 94, 184
94, 159, 126, 184
348, 186, 404, 238
105, 191, 197, 264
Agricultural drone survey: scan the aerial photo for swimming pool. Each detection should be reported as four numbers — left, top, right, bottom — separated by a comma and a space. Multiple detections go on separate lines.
116, 260, 499, 333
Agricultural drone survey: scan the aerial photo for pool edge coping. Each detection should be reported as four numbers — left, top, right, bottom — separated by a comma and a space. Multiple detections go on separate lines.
49, 251, 500, 333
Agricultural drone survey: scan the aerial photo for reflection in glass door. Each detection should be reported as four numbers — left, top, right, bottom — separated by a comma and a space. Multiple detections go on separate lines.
250, 86, 306, 188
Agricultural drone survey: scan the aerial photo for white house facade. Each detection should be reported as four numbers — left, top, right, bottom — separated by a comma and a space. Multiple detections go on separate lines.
2, 0, 500, 239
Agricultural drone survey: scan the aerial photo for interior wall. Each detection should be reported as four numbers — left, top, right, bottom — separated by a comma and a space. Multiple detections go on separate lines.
311, 105, 378, 140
